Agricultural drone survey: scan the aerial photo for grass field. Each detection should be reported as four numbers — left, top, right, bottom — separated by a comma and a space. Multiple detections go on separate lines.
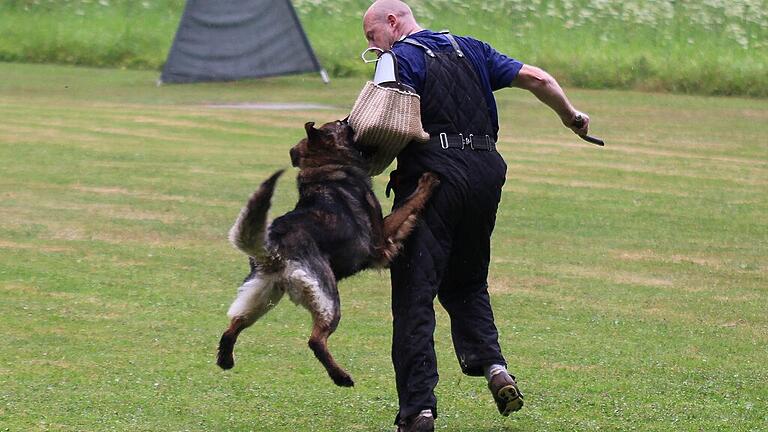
1, 62, 767, 431
1, 0, 767, 96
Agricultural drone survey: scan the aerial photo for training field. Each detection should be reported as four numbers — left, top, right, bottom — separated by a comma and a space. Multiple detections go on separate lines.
0, 63, 766, 431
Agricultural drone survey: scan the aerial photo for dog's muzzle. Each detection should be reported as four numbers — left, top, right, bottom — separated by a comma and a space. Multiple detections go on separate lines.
290, 147, 300, 167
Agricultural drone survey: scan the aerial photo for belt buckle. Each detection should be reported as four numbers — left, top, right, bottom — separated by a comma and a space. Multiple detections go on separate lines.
467, 133, 474, 150
439, 132, 449, 149
485, 134, 494, 151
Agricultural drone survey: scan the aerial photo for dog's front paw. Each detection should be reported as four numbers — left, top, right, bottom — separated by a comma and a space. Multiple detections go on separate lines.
417, 172, 440, 190
332, 372, 355, 388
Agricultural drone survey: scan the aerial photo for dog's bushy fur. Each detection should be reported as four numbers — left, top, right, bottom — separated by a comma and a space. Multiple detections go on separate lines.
217, 120, 439, 387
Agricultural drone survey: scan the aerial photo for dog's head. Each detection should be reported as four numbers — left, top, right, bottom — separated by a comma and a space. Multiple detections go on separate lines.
290, 119, 367, 169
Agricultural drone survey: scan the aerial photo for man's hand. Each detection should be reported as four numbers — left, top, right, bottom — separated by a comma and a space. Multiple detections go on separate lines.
563, 111, 590, 136
512, 66, 602, 145
513, 66, 591, 136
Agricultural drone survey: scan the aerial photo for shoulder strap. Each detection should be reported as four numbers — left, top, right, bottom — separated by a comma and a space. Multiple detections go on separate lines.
398, 37, 435, 58
442, 32, 465, 58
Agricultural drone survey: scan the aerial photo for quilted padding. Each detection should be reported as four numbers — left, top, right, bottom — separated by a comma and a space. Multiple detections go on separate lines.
420, 50, 495, 139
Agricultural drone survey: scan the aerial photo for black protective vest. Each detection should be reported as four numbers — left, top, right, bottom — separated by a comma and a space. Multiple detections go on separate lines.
399, 33, 496, 141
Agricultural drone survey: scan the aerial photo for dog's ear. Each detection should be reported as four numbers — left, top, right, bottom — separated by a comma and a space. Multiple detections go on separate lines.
304, 122, 319, 140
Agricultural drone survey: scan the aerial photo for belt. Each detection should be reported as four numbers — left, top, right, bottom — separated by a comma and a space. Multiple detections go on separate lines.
429, 132, 496, 151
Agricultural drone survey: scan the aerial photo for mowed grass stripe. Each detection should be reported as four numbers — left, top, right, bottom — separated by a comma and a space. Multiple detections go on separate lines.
508, 156, 767, 192
500, 136, 768, 168
504, 161, 765, 198
1, 104, 346, 160
0, 183, 236, 244
488, 276, 766, 344
2, 114, 276, 145
1, 96, 343, 132
503, 140, 768, 175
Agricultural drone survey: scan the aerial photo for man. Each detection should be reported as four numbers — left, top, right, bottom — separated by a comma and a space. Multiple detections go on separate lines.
362, 1, 591, 431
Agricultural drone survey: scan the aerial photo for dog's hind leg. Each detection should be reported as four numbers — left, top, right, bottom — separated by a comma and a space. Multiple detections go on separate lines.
309, 312, 353, 387
377, 172, 440, 265
217, 271, 284, 370
285, 261, 354, 387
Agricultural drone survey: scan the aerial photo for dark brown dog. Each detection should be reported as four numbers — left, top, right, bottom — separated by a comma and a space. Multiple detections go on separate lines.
217, 119, 439, 387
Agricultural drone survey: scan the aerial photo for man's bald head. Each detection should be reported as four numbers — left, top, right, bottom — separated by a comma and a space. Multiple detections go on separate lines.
365, 0, 414, 21
363, 0, 422, 50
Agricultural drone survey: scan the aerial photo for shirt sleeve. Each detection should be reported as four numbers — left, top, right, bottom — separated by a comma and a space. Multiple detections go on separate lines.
483, 42, 524, 90
392, 44, 426, 95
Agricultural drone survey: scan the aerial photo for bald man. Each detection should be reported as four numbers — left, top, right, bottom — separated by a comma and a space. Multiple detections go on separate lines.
363, 2, 591, 431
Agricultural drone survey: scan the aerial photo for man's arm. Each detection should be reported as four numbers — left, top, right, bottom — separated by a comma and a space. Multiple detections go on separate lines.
511, 65, 590, 136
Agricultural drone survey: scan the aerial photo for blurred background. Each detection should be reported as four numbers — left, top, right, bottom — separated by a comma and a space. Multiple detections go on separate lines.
1, 0, 766, 96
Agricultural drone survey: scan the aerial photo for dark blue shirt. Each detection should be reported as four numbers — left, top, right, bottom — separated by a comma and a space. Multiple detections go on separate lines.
391, 30, 524, 135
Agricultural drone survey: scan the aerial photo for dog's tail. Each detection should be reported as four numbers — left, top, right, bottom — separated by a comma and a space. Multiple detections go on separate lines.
228, 170, 284, 258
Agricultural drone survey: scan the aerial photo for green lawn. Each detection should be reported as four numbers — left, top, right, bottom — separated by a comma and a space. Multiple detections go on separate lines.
0, 63, 766, 431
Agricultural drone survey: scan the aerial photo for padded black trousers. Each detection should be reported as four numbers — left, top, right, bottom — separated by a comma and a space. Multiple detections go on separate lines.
389, 142, 508, 423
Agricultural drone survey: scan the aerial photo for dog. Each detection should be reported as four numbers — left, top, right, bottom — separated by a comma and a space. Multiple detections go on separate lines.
217, 119, 439, 387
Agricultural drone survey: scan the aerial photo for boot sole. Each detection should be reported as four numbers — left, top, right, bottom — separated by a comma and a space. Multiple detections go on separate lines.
497, 384, 524, 416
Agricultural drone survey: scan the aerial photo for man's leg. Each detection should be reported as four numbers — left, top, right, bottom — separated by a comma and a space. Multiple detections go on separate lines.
432, 162, 505, 374
437, 204, 506, 377
439, 267, 524, 416
436, 161, 523, 415
391, 251, 439, 424
390, 177, 458, 425
440, 256, 525, 416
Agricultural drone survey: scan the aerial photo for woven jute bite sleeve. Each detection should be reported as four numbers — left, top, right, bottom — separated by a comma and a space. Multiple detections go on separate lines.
348, 81, 430, 176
